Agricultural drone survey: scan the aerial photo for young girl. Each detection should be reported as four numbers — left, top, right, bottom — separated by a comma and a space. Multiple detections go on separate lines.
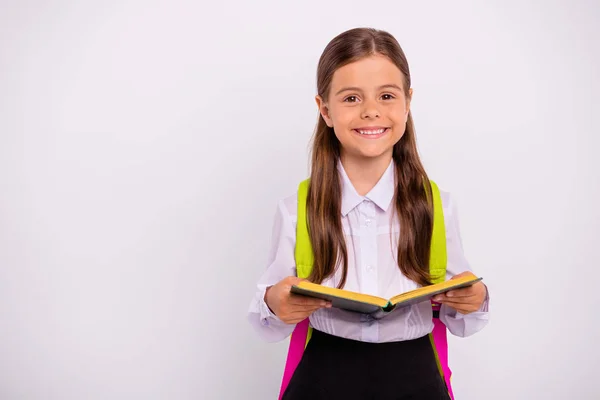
247, 27, 489, 400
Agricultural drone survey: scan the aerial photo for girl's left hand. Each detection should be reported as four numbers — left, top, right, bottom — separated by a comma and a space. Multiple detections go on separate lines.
433, 272, 487, 314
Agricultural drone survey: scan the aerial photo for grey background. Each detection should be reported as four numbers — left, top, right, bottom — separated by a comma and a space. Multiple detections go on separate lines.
1, 1, 598, 399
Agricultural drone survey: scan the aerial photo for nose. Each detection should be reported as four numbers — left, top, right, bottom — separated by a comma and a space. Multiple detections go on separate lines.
360, 99, 380, 119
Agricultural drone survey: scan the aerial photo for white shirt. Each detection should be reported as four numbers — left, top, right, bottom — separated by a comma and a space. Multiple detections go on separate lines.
247, 160, 489, 343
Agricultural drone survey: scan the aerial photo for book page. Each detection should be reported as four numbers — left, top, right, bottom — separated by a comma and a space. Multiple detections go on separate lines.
389, 276, 482, 306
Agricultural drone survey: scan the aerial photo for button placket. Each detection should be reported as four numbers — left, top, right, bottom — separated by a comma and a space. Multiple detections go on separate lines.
359, 200, 379, 342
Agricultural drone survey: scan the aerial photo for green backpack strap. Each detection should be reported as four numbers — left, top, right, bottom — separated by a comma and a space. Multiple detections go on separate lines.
294, 178, 446, 281
293, 178, 314, 347
292, 178, 446, 347
428, 180, 447, 284
427, 180, 454, 398
295, 179, 313, 280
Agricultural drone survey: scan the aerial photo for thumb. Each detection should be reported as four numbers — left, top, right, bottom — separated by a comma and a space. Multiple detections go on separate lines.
450, 271, 475, 280
285, 276, 306, 286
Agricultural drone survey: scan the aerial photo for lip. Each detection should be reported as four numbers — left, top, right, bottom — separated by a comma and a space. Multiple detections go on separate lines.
354, 126, 389, 131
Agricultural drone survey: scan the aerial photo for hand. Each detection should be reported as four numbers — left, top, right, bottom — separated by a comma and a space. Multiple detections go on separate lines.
433, 272, 487, 314
264, 277, 332, 324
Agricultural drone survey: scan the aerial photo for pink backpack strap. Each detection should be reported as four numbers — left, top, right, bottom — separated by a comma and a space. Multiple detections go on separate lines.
431, 301, 454, 399
278, 179, 313, 399
278, 318, 309, 399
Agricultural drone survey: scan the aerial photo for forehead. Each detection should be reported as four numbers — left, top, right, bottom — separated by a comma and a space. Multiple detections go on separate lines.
330, 55, 404, 91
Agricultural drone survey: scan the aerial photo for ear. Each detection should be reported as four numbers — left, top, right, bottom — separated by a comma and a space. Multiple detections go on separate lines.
315, 95, 334, 127
405, 88, 413, 117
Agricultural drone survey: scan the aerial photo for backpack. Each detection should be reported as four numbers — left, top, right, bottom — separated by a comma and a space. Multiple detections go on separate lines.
277, 178, 454, 400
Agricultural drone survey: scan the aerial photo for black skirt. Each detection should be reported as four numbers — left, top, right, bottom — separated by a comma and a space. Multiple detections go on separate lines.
282, 329, 451, 400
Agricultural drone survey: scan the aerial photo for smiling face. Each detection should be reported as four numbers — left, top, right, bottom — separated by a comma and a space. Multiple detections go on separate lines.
316, 54, 412, 165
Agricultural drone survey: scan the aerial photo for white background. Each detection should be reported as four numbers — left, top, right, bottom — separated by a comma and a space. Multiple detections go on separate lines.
1, 1, 598, 399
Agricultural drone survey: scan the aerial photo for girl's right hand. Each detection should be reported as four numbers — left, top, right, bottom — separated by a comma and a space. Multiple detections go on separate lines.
264, 277, 332, 324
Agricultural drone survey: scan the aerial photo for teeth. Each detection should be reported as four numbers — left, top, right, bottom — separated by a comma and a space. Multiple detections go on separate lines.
358, 128, 386, 135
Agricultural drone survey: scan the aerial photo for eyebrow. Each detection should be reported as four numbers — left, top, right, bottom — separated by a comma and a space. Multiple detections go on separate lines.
335, 84, 404, 96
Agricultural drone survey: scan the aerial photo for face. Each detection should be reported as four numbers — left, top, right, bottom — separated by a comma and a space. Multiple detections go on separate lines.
316, 54, 412, 164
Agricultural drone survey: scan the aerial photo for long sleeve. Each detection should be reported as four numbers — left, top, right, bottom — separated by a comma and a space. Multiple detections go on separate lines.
247, 199, 298, 342
438, 192, 490, 337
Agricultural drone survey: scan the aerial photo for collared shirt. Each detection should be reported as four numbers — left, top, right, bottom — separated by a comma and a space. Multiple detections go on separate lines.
247, 160, 489, 343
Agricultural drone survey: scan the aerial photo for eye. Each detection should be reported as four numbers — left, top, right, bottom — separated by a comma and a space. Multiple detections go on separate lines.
343, 95, 359, 103
381, 93, 395, 100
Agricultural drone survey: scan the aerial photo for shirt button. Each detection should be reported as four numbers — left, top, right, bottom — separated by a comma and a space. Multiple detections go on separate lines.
361, 314, 374, 322
365, 218, 372, 226
366, 265, 373, 272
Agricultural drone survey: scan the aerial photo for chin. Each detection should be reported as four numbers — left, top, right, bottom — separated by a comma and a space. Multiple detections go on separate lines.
354, 149, 393, 161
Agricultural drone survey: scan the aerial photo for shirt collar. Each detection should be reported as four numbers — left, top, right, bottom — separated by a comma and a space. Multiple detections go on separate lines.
339, 159, 395, 216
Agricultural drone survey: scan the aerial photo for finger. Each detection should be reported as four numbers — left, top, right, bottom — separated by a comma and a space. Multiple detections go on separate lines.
285, 276, 306, 286
434, 293, 476, 304
288, 294, 331, 307
444, 288, 475, 298
450, 271, 475, 280
287, 304, 325, 315
286, 299, 329, 311
288, 307, 323, 317
288, 299, 329, 309
436, 297, 478, 306
434, 292, 477, 302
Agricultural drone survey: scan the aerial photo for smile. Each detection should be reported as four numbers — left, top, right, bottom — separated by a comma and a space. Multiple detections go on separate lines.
353, 127, 389, 138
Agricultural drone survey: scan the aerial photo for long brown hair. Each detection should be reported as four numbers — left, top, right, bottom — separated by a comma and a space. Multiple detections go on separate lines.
306, 27, 434, 288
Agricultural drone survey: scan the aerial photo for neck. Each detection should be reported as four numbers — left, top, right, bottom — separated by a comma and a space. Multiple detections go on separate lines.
340, 152, 393, 196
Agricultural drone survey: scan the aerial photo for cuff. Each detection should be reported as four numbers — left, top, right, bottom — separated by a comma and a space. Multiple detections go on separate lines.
258, 286, 281, 326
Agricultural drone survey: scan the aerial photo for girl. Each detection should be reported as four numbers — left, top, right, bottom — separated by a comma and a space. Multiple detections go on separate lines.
247, 27, 489, 400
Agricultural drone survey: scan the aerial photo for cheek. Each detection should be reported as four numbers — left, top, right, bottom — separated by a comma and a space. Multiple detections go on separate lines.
391, 106, 409, 125
330, 108, 354, 130
395, 101, 409, 116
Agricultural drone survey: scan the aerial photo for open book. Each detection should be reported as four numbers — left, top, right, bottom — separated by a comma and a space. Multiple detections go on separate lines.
290, 275, 482, 315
